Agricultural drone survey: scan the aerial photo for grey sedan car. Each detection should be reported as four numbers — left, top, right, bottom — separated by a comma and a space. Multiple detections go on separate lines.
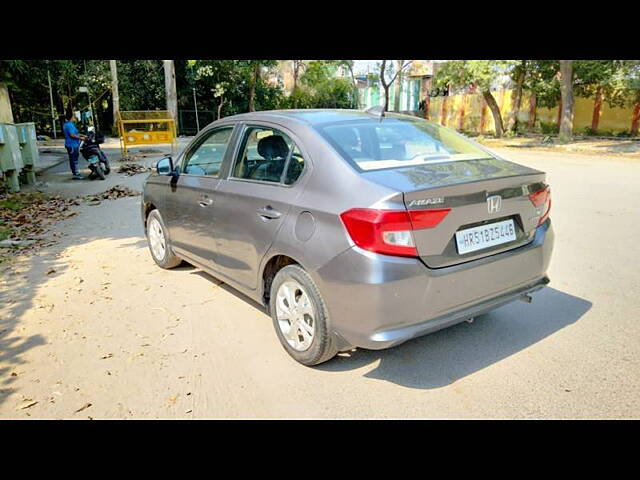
142, 109, 553, 365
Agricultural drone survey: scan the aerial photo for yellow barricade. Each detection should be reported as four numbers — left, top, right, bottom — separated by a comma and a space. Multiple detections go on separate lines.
117, 111, 177, 156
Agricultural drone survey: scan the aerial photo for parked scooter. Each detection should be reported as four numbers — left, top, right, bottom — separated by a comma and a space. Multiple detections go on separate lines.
80, 126, 110, 180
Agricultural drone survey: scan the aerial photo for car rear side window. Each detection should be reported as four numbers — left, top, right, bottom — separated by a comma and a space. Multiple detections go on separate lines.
318, 117, 492, 172
233, 126, 305, 185
183, 127, 233, 177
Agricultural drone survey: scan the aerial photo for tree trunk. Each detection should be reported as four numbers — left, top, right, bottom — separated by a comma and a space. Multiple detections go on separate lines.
109, 60, 120, 135
591, 86, 603, 132
292, 60, 302, 108
346, 62, 359, 109
380, 60, 390, 112
394, 60, 404, 112
506, 60, 526, 133
482, 90, 504, 138
248, 63, 259, 112
559, 60, 574, 141
163, 60, 178, 122
0, 83, 14, 123
217, 97, 225, 120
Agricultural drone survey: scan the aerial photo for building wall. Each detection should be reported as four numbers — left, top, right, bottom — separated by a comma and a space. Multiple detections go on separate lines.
359, 76, 425, 112
426, 89, 640, 135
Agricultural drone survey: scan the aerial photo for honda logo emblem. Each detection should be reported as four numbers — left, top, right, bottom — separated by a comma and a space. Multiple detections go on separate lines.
487, 195, 502, 214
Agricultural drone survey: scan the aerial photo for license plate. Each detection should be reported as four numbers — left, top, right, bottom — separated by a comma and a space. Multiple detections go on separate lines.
88, 156, 99, 164
455, 219, 517, 255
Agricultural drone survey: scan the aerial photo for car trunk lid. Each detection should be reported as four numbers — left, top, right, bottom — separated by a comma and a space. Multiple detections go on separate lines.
361, 157, 548, 268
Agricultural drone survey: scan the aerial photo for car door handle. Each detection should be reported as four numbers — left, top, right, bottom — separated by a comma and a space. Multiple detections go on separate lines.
256, 206, 281, 219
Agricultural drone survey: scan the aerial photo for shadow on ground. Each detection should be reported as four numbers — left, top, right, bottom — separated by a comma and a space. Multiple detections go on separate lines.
316, 287, 592, 389
0, 196, 148, 407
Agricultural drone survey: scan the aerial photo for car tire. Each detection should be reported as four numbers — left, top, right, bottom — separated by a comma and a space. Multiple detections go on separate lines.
146, 209, 182, 269
269, 264, 339, 366
95, 164, 106, 180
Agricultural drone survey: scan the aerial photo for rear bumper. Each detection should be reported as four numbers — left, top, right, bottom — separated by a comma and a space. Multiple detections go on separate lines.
312, 219, 554, 350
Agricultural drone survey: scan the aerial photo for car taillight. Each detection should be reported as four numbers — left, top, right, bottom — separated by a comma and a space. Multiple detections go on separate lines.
529, 186, 551, 225
340, 208, 451, 257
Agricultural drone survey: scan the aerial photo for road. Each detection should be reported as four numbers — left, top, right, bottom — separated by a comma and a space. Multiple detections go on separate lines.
1, 145, 639, 418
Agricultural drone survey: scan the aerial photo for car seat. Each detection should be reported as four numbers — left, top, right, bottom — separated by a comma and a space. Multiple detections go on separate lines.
251, 135, 290, 182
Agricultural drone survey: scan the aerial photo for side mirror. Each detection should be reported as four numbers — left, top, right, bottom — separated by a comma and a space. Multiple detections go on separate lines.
156, 156, 174, 175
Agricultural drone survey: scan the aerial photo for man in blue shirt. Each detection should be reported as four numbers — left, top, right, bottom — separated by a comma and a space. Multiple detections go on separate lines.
63, 112, 86, 180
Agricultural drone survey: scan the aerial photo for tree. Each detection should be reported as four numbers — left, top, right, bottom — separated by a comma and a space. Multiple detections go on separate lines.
558, 60, 574, 141
335, 60, 359, 108
288, 61, 358, 109
378, 60, 412, 112
434, 60, 516, 137
506, 60, 527, 133
291, 60, 306, 106
393, 60, 404, 112
574, 60, 640, 108
164, 60, 178, 120
110, 61, 120, 130
185, 60, 284, 118
117, 60, 165, 111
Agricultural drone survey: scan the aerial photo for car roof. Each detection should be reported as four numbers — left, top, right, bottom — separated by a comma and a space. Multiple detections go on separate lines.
220, 109, 416, 127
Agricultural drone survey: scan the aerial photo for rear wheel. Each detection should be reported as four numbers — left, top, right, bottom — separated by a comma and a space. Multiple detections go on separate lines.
146, 209, 182, 269
269, 264, 338, 366
95, 163, 106, 180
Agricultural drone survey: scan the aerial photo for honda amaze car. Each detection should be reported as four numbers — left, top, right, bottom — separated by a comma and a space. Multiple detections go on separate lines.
142, 109, 554, 366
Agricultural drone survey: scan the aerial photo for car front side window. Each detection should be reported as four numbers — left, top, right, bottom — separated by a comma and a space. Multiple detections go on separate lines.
183, 127, 234, 177
233, 126, 305, 184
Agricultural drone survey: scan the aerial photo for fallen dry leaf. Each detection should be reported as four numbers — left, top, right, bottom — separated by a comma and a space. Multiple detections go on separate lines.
16, 400, 38, 410
74, 403, 92, 413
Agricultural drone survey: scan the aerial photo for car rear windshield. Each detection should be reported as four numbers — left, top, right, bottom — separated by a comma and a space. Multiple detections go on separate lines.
317, 116, 493, 172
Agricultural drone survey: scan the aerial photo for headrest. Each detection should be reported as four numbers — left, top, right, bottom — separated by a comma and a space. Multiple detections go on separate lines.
257, 135, 289, 160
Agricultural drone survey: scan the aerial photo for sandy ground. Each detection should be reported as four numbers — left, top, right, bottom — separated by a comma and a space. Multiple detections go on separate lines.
1, 142, 639, 419
478, 135, 640, 157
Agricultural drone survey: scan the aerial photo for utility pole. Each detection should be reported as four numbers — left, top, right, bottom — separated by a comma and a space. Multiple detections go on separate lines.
47, 69, 57, 138
110, 60, 120, 133
192, 87, 200, 133
163, 60, 178, 122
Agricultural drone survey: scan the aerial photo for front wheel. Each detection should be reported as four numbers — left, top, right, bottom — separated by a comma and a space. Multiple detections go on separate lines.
269, 265, 338, 366
146, 209, 182, 269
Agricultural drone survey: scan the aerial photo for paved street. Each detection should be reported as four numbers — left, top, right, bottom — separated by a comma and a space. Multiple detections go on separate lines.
1, 144, 639, 419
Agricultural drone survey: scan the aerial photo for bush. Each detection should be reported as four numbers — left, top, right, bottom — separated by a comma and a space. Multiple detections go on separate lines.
578, 127, 598, 136
615, 130, 632, 138
539, 121, 559, 135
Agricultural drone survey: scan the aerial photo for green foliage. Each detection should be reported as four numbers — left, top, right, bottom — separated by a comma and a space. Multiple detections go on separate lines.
184, 60, 284, 116
578, 126, 598, 136
524, 61, 561, 108
284, 60, 357, 109
574, 60, 640, 108
434, 60, 517, 92
539, 121, 559, 135
116, 60, 165, 111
